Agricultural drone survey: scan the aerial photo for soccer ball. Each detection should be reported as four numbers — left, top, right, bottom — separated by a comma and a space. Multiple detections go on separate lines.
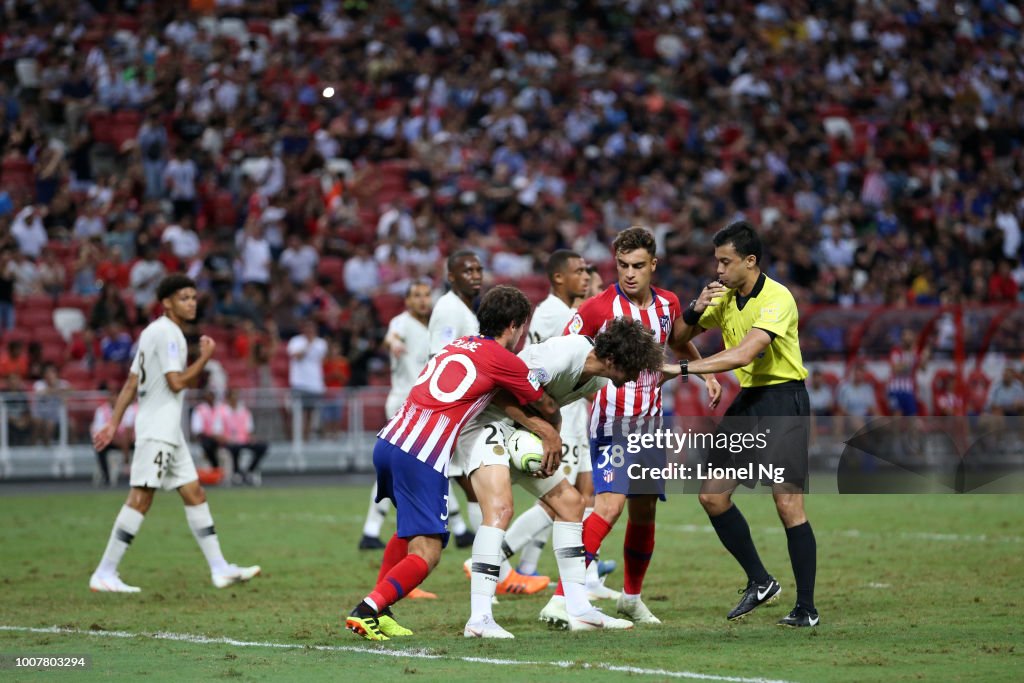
506, 429, 544, 474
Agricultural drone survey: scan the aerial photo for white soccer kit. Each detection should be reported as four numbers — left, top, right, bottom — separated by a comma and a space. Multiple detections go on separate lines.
128, 316, 198, 490
525, 294, 592, 482
384, 311, 430, 418
452, 335, 607, 496
428, 290, 478, 358
428, 290, 479, 476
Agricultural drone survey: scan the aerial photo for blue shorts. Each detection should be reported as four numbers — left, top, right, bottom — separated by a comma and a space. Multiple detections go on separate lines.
373, 439, 450, 548
590, 433, 667, 500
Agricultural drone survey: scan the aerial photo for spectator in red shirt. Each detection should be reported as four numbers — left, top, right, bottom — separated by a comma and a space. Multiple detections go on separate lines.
988, 259, 1019, 303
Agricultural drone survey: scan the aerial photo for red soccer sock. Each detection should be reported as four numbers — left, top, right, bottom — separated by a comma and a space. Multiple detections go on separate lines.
622, 521, 655, 595
555, 513, 613, 597
376, 534, 409, 584
366, 553, 429, 612
583, 513, 613, 563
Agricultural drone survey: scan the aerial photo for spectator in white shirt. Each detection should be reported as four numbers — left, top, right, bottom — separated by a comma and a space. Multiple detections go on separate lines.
128, 245, 166, 319
287, 320, 328, 439
162, 215, 201, 260
343, 244, 378, 298
163, 147, 198, 220
238, 221, 272, 292
11, 205, 49, 258
279, 234, 319, 285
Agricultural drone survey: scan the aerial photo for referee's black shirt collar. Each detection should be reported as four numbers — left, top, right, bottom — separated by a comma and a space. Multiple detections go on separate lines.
735, 272, 766, 311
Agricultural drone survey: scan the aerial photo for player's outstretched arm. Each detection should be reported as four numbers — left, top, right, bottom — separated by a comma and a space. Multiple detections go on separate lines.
687, 328, 772, 375
166, 335, 216, 393
93, 373, 138, 452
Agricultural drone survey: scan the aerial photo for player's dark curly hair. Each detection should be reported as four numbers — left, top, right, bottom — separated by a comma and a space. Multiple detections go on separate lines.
156, 274, 197, 301
612, 226, 657, 257
593, 318, 664, 378
477, 285, 532, 337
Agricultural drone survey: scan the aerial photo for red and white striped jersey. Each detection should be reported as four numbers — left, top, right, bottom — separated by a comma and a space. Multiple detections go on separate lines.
379, 336, 544, 474
564, 284, 680, 437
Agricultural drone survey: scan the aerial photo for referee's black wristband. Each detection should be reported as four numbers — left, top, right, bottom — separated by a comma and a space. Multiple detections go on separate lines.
682, 301, 701, 326
680, 359, 688, 382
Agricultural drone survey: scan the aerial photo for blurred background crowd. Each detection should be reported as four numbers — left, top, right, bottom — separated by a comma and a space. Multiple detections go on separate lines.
0, 0, 1022, 428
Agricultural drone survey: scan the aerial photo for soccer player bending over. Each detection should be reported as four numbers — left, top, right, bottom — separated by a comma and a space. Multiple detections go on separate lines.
345, 286, 560, 641
457, 318, 672, 636
676, 220, 819, 628
89, 275, 259, 593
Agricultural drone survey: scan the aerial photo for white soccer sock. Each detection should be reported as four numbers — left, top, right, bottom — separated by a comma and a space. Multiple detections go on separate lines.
97, 505, 144, 575
361, 483, 390, 538
470, 525, 505, 620
553, 521, 592, 617
185, 503, 229, 574
448, 482, 468, 536
467, 502, 483, 532
505, 505, 553, 555
518, 528, 547, 575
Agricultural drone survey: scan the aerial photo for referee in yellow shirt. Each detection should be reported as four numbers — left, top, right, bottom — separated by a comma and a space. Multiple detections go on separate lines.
676, 220, 818, 628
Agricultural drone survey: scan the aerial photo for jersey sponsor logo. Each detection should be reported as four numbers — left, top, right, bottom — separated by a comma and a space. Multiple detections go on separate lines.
568, 313, 583, 334
760, 304, 780, 323
658, 315, 671, 335
527, 369, 543, 391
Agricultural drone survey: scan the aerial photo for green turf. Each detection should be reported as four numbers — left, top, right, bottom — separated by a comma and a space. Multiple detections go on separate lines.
0, 486, 1021, 682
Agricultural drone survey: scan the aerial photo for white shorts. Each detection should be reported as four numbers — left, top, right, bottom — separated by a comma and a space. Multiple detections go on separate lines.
130, 439, 199, 491
560, 439, 592, 486
452, 419, 566, 499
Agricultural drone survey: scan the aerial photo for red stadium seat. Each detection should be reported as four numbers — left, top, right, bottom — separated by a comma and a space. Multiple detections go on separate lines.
0, 157, 35, 201
19, 308, 55, 329
372, 294, 405, 324
15, 294, 55, 313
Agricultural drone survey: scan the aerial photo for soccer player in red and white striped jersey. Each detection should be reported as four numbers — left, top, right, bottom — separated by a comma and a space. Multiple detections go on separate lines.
557, 227, 722, 625
346, 286, 561, 641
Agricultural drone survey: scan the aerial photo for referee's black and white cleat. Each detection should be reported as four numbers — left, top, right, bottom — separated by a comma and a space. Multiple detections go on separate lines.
777, 606, 820, 628
727, 576, 781, 621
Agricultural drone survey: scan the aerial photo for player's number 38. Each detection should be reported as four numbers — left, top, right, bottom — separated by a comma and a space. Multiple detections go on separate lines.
414, 354, 477, 403
594, 444, 625, 469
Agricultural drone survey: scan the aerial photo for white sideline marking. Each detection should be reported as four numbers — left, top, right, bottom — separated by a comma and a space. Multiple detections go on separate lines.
231, 515, 1023, 545
664, 524, 1021, 544
0, 625, 797, 683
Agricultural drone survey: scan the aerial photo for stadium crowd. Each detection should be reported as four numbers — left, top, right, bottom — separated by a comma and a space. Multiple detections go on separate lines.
0, 0, 1022, 409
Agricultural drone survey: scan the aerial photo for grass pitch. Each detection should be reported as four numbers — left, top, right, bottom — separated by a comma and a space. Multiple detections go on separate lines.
1, 485, 1021, 682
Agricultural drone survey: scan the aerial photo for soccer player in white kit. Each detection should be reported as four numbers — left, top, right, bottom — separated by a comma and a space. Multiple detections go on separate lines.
454, 318, 674, 637
89, 275, 260, 593
427, 250, 484, 543
502, 251, 619, 599
359, 281, 434, 550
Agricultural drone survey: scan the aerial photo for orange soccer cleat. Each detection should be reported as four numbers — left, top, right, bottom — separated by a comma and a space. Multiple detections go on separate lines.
495, 568, 550, 595
408, 587, 437, 599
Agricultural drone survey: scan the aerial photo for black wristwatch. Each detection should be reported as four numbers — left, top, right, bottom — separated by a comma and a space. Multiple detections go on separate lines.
680, 359, 688, 382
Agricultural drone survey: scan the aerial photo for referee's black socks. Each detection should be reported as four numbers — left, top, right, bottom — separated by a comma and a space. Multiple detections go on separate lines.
785, 521, 817, 612
709, 505, 771, 585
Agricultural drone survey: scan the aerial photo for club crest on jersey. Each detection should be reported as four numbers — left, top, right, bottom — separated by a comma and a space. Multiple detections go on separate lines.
658, 315, 671, 335
529, 367, 550, 385
527, 369, 543, 390
603, 468, 614, 483
568, 313, 583, 334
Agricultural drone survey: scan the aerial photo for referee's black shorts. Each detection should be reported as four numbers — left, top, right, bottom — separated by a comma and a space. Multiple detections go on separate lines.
706, 380, 810, 490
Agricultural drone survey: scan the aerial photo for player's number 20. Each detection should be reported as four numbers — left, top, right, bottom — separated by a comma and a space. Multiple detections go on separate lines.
414, 354, 477, 403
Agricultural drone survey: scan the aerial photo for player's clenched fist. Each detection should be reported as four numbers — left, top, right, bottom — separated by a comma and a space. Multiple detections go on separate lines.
198, 335, 216, 358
